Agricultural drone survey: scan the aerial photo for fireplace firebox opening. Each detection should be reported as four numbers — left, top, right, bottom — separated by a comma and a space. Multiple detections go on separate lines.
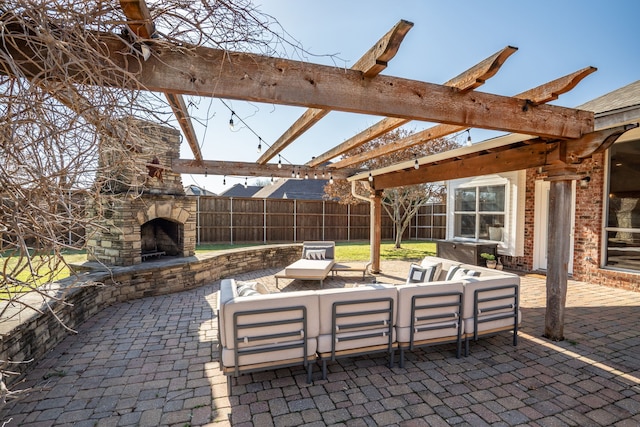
141, 218, 183, 260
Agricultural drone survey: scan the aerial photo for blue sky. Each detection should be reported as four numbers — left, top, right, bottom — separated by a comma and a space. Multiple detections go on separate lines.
180, 0, 640, 194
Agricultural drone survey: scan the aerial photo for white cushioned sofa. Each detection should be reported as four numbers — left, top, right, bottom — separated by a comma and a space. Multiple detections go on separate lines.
216, 255, 520, 393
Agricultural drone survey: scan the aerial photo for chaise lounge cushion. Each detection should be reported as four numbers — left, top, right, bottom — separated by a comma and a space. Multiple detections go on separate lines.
284, 258, 335, 279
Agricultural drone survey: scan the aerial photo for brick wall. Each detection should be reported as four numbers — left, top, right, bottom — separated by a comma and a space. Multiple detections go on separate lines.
502, 154, 639, 291
0, 244, 301, 385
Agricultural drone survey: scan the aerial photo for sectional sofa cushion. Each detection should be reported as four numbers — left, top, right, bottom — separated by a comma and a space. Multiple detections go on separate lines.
315, 284, 397, 354
418, 256, 461, 281
460, 275, 521, 337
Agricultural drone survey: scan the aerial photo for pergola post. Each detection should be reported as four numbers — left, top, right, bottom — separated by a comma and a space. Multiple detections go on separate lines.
544, 170, 577, 341
370, 190, 383, 274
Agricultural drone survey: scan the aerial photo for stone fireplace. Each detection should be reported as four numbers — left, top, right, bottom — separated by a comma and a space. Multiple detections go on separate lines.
85, 119, 196, 266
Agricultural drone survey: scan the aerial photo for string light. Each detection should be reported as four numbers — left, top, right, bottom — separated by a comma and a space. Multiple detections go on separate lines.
304, 171, 309, 180
368, 172, 373, 182
270, 175, 274, 183
291, 169, 295, 178
223, 175, 226, 185
219, 99, 299, 174
296, 169, 300, 179
329, 173, 334, 185
414, 155, 420, 170
204, 168, 208, 178
244, 177, 248, 188
229, 112, 235, 131
466, 129, 472, 146
314, 172, 318, 180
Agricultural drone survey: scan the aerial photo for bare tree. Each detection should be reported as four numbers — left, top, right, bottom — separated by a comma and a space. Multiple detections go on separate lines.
0, 0, 306, 395
324, 128, 461, 248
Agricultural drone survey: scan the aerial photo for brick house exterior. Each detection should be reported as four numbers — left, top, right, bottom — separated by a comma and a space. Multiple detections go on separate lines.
463, 81, 640, 292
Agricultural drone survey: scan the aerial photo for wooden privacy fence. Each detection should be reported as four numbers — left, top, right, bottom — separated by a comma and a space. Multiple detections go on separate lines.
194, 196, 446, 244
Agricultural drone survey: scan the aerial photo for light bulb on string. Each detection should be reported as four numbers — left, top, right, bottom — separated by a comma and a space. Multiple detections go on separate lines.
204, 168, 208, 178
368, 172, 373, 182
223, 175, 226, 185
329, 173, 334, 185
414, 155, 419, 170
304, 171, 309, 180
466, 129, 472, 146
257, 137, 262, 153
314, 172, 318, 180
291, 169, 295, 178
229, 112, 235, 131
244, 177, 248, 189
270, 175, 274, 183
278, 155, 282, 169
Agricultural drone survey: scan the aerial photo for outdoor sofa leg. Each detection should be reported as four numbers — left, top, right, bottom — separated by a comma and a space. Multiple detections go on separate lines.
388, 349, 394, 368
226, 375, 232, 396
464, 338, 470, 357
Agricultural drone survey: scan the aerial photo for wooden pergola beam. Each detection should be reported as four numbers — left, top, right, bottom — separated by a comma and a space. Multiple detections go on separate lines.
119, 0, 203, 162
0, 33, 594, 140
256, 19, 414, 165
332, 66, 597, 169
361, 124, 636, 190
171, 159, 360, 180
308, 45, 518, 168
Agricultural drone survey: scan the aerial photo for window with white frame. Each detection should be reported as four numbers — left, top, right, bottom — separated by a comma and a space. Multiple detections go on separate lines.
605, 138, 640, 271
447, 171, 525, 257
453, 185, 506, 241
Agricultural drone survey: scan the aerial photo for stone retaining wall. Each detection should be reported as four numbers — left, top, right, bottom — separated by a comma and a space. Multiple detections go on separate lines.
0, 244, 301, 385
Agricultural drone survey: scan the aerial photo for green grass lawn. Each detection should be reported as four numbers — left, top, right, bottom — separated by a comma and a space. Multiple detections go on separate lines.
195, 240, 437, 261
1, 240, 435, 294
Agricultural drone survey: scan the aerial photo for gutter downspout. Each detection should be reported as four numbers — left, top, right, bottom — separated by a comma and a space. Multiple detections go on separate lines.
352, 181, 376, 273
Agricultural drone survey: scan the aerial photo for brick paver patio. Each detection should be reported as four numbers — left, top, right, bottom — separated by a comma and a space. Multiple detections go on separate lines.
2, 261, 639, 426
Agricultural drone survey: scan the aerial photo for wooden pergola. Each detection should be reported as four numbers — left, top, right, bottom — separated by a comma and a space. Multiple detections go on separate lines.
3, 0, 638, 339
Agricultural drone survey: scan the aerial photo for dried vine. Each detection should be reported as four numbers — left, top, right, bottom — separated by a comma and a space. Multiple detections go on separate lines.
0, 0, 299, 400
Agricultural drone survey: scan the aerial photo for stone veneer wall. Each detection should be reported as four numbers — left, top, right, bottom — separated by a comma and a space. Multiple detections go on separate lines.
0, 244, 302, 385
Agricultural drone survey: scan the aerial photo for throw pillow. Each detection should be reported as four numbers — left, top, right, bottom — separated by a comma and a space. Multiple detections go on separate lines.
304, 249, 326, 260
406, 263, 438, 284
446, 266, 481, 281
236, 281, 260, 297
255, 282, 271, 294
419, 260, 443, 281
